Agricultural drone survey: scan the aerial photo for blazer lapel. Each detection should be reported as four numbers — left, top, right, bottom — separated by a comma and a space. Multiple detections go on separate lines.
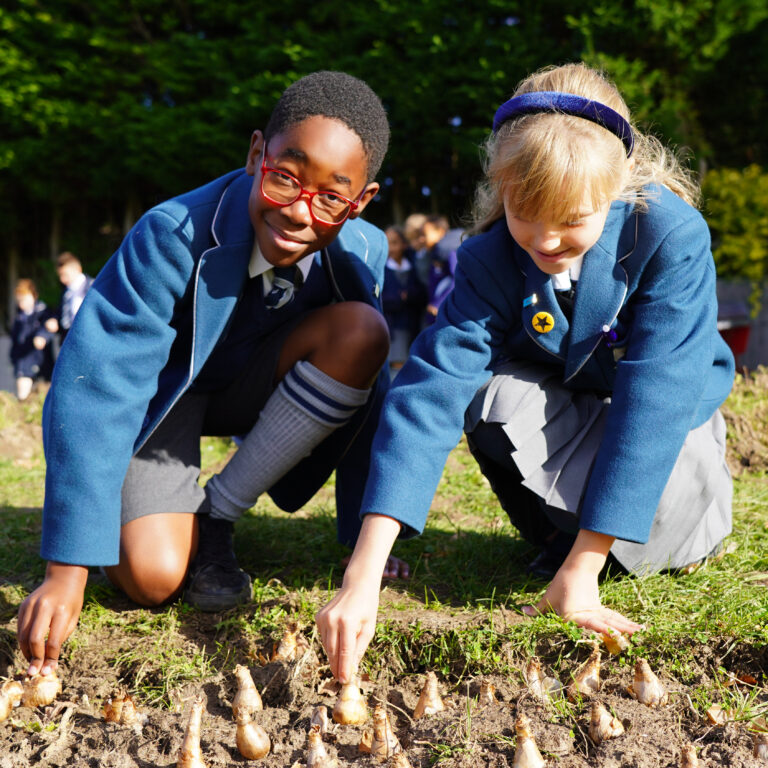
192, 172, 254, 378
564, 204, 637, 382
519, 252, 568, 361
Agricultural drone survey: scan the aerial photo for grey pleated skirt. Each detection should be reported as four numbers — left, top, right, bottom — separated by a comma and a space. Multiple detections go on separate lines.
464, 360, 733, 574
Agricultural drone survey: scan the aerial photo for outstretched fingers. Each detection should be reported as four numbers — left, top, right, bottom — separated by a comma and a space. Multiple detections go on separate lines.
523, 600, 643, 637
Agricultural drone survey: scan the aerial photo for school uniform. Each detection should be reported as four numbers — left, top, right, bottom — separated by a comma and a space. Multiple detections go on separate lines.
362, 186, 735, 573
10, 301, 54, 379
40, 168, 389, 567
382, 256, 427, 362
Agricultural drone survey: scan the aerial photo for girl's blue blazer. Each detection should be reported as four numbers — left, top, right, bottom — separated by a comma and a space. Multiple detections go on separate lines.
362, 186, 735, 544
40, 169, 389, 565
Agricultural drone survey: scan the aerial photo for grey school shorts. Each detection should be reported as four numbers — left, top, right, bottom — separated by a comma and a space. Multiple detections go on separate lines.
120, 315, 306, 526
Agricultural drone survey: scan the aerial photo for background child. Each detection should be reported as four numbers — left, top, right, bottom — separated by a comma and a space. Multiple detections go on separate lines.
318, 62, 735, 682
17, 71, 405, 678
54, 252, 94, 343
382, 225, 426, 376
9, 279, 54, 400
421, 214, 463, 324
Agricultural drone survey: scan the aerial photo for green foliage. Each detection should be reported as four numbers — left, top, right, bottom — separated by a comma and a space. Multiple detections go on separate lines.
3, 0, 767, 292
702, 165, 768, 304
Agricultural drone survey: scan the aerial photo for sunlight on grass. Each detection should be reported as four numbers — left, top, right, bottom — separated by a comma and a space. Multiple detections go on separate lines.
0, 378, 766, 729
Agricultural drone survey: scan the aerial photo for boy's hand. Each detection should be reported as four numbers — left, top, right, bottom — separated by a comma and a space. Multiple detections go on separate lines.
522, 529, 642, 636
17, 562, 89, 675
33, 335, 47, 350
316, 514, 401, 682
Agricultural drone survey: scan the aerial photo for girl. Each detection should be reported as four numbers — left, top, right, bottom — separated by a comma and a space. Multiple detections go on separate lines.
10, 279, 55, 400
317, 63, 735, 682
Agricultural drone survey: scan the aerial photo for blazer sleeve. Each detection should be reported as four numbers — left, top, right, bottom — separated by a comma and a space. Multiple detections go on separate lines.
579, 210, 729, 543
41, 209, 197, 565
361, 239, 515, 536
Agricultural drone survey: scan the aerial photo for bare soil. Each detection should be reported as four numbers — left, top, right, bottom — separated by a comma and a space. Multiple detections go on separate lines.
1, 606, 766, 768
0, 376, 766, 767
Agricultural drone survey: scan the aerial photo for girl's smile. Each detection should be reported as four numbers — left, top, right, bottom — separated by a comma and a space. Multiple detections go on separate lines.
504, 194, 611, 275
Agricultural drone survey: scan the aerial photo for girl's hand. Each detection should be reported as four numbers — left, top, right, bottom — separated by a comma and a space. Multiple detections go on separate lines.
523, 563, 642, 635
316, 514, 401, 682
17, 562, 89, 676
522, 529, 642, 636
317, 577, 380, 683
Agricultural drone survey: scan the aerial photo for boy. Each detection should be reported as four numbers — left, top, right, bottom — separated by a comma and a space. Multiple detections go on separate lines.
18, 71, 404, 677
54, 252, 94, 341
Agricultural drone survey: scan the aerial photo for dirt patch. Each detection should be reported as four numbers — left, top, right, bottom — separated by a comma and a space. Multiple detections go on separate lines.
0, 392, 43, 463
721, 367, 768, 475
1, 618, 766, 768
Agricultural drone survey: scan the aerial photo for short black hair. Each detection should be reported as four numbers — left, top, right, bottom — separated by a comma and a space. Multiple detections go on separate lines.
265, 71, 389, 182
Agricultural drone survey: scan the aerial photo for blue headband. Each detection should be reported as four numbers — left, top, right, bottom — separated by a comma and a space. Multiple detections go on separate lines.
492, 91, 634, 157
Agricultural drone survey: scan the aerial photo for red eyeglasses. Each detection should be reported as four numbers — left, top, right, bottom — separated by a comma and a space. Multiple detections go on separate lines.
260, 148, 366, 226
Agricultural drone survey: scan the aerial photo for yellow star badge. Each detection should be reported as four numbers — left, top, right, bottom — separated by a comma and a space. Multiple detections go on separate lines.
532, 311, 554, 333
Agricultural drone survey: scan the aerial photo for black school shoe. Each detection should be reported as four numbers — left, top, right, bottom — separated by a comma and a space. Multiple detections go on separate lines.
526, 530, 578, 580
185, 514, 252, 612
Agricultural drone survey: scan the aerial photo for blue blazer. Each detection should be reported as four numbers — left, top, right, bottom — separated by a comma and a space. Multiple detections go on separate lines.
362, 186, 735, 544
41, 169, 389, 565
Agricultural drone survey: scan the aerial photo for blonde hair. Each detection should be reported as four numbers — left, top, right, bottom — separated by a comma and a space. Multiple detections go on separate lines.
470, 63, 699, 234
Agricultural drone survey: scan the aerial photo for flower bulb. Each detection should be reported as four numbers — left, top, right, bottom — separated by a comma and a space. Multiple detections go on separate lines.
332, 679, 368, 725
513, 712, 545, 768
177, 695, 207, 768
22, 670, 62, 708
0, 680, 23, 722
103, 688, 147, 730
369, 703, 401, 762
524, 658, 562, 702
413, 671, 444, 719
588, 701, 624, 744
567, 646, 601, 701
271, 621, 310, 662
236, 719, 271, 760
601, 631, 630, 655
311, 705, 330, 735
233, 665, 263, 723
629, 659, 668, 707
680, 744, 699, 767
754, 731, 768, 760
307, 724, 336, 768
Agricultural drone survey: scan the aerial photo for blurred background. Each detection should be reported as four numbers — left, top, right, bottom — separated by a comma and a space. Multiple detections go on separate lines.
1, 0, 768, 382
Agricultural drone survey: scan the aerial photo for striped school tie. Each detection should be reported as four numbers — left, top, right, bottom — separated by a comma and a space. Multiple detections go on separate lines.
264, 266, 297, 310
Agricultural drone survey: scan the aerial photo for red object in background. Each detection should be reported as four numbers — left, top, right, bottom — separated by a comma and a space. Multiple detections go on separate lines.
717, 300, 751, 365
718, 325, 750, 356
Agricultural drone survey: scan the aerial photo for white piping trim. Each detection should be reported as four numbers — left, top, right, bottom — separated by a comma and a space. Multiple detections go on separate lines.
134, 192, 227, 452
563, 214, 637, 383
357, 229, 369, 263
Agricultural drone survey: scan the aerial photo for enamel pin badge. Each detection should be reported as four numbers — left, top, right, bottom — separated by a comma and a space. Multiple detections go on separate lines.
532, 311, 554, 333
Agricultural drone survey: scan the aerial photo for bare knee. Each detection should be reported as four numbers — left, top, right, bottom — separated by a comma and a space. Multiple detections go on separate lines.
115, 550, 190, 606
325, 302, 390, 378
110, 512, 196, 606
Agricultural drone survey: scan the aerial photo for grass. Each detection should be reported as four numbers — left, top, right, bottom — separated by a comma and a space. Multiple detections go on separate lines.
0, 374, 766, 729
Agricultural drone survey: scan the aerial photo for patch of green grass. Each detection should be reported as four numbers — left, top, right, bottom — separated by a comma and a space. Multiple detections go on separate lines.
0, 382, 766, 731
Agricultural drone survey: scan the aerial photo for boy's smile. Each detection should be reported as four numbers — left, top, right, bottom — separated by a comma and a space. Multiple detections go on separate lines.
245, 115, 379, 268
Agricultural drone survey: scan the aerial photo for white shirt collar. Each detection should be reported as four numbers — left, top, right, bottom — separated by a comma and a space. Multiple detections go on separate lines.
66, 271, 88, 292
550, 256, 584, 290
386, 257, 412, 272
248, 241, 315, 282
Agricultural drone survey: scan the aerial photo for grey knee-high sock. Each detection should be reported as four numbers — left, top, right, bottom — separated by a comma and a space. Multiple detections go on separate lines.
206, 360, 370, 521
